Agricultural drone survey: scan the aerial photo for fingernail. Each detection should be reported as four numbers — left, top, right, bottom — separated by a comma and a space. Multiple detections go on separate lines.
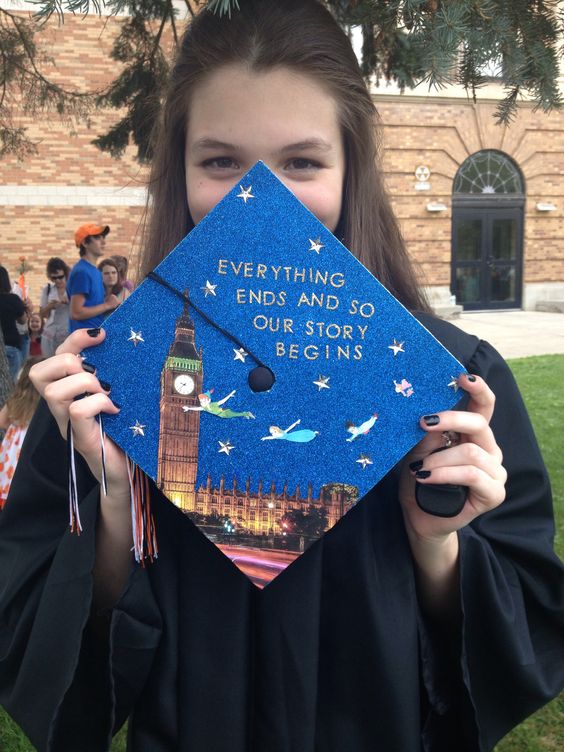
422, 414, 440, 426
87, 328, 101, 337
112, 400, 121, 409
99, 380, 111, 392
415, 470, 432, 479
409, 459, 423, 471
467, 374, 477, 382
81, 361, 96, 374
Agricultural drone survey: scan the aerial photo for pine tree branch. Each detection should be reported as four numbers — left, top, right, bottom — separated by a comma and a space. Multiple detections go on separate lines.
2, 8, 95, 101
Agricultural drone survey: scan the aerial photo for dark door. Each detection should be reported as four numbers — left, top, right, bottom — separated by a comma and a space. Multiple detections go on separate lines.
451, 207, 523, 310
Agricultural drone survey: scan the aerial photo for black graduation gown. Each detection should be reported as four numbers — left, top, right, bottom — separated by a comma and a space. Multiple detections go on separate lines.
0, 314, 562, 752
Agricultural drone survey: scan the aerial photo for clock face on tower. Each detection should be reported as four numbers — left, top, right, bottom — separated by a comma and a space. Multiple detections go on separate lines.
174, 373, 195, 395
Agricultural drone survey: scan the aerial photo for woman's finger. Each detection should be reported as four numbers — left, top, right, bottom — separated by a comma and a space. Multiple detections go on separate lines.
68, 392, 119, 443
411, 442, 504, 481
43, 371, 111, 405
30, 328, 105, 392
414, 463, 507, 511
457, 372, 496, 424
419, 409, 500, 456
30, 352, 85, 395
55, 326, 105, 355
68, 393, 125, 488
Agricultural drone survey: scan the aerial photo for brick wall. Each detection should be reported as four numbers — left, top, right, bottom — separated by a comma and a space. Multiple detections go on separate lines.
376, 97, 564, 293
1, 12, 563, 308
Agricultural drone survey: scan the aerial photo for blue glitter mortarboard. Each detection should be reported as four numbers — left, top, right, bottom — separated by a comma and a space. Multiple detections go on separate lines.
85, 162, 465, 586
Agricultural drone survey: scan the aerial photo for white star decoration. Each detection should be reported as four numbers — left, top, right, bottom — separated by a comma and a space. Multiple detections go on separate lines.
308, 237, 324, 254
202, 280, 217, 297
356, 454, 373, 470
218, 440, 234, 456
448, 377, 459, 392
388, 339, 405, 356
128, 329, 145, 346
237, 185, 255, 203
313, 375, 330, 390
130, 421, 146, 437
233, 347, 248, 362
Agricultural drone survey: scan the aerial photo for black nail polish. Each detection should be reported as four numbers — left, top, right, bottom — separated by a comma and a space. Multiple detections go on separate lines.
415, 470, 432, 479
409, 459, 423, 471
87, 328, 101, 337
423, 414, 440, 426
99, 380, 111, 392
112, 400, 121, 409
81, 361, 96, 374
467, 374, 477, 382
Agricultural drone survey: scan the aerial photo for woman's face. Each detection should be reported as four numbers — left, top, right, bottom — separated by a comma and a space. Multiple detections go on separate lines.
185, 65, 345, 233
49, 270, 67, 288
101, 264, 118, 288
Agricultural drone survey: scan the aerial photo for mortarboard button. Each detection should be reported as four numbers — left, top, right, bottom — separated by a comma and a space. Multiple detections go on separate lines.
248, 366, 275, 392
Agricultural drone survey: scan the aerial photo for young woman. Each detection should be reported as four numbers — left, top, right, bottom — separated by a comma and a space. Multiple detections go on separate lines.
39, 257, 70, 357
111, 254, 135, 292
1, 2, 562, 751
98, 257, 130, 307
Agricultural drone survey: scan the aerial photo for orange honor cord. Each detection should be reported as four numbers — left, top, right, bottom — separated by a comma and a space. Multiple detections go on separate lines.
126, 455, 158, 564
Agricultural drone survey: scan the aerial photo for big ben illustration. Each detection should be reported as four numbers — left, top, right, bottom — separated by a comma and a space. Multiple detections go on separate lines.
157, 298, 203, 510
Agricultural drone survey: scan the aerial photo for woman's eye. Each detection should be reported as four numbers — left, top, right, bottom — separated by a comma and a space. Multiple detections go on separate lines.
286, 158, 321, 171
203, 157, 239, 170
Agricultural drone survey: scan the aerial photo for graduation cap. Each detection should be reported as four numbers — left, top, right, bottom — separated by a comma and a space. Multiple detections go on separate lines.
84, 161, 464, 587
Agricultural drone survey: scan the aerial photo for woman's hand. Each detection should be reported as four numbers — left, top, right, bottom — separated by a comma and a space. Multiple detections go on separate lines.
29, 328, 129, 497
400, 373, 507, 543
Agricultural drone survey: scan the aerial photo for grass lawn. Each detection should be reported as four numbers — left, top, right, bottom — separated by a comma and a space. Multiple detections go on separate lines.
1, 355, 562, 751
494, 355, 564, 752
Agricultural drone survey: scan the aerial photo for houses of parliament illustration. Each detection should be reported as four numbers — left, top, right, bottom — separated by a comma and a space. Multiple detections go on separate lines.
156, 303, 358, 548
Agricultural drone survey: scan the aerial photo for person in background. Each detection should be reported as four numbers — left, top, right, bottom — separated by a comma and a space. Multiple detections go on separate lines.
0, 267, 27, 381
9, 278, 32, 363
0, 356, 43, 508
39, 258, 70, 357
28, 313, 43, 356
111, 254, 135, 292
98, 258, 130, 309
67, 224, 119, 332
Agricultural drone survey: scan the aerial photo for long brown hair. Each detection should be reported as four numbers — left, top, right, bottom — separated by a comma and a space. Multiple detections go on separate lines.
140, 0, 429, 313
5, 357, 44, 426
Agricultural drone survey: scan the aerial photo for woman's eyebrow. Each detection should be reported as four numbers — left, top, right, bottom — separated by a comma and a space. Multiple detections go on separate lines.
191, 138, 241, 153
277, 139, 333, 155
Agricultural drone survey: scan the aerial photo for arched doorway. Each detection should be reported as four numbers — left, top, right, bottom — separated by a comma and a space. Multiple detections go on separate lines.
451, 150, 525, 310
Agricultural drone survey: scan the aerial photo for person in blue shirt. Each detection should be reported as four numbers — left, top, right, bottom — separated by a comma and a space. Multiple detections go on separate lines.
67, 223, 119, 332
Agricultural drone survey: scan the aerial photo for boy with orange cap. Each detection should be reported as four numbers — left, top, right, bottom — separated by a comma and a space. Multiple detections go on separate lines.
67, 223, 119, 332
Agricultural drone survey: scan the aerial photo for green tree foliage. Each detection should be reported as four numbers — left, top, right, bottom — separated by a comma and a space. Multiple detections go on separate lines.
2, 0, 564, 161
0, 5, 94, 159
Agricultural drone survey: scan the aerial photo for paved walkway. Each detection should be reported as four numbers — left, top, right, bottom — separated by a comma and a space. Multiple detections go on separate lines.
453, 311, 564, 359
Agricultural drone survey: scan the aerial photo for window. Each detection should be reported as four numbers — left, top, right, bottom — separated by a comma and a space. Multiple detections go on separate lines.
454, 150, 523, 195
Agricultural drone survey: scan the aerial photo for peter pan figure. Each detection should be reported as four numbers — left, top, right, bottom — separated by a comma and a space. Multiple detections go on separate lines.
183, 389, 255, 419
345, 413, 378, 442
